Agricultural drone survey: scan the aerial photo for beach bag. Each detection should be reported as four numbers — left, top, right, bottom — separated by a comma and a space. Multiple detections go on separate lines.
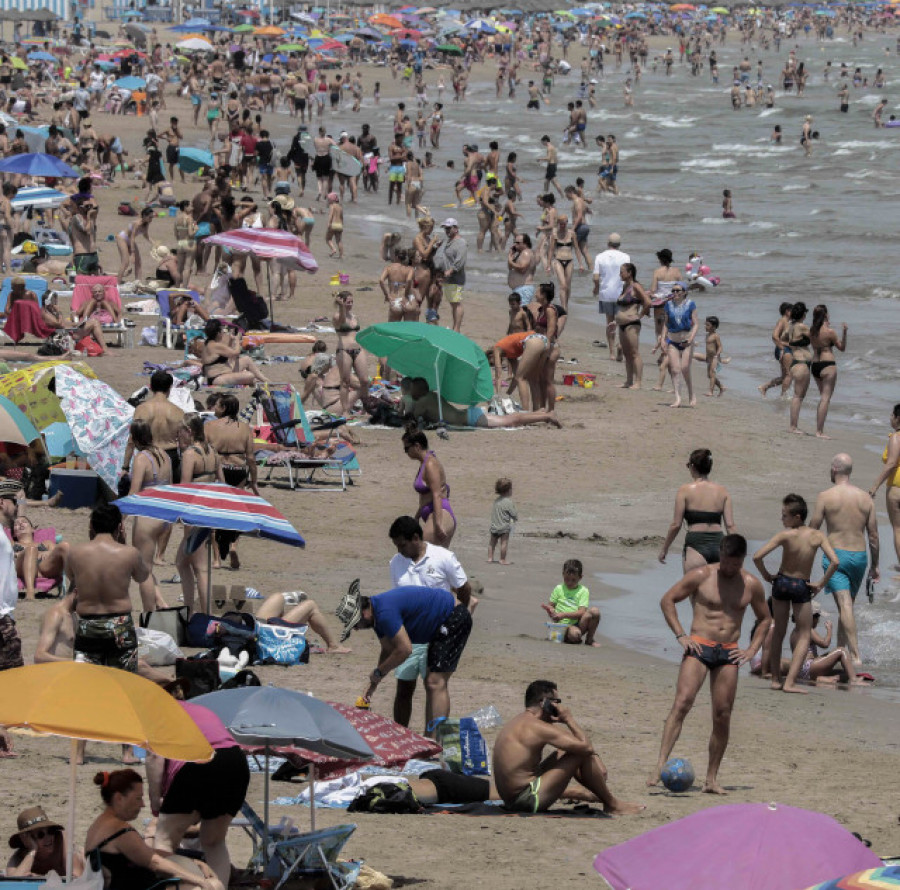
434, 718, 489, 776
347, 782, 423, 815
141, 606, 188, 647
76, 336, 103, 357
176, 652, 220, 698
136, 626, 182, 666
256, 620, 309, 666
117, 201, 136, 216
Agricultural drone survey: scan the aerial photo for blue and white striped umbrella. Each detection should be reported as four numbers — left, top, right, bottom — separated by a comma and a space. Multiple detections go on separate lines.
113, 482, 305, 547
11, 187, 67, 210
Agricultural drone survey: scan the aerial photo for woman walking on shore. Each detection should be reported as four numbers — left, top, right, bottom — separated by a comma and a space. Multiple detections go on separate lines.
759, 302, 793, 398
615, 262, 651, 390
786, 302, 813, 435
809, 304, 847, 440
659, 284, 698, 408
658, 448, 736, 573
403, 428, 456, 546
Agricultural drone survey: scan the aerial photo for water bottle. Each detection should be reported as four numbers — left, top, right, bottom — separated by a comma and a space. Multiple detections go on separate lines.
466, 705, 502, 732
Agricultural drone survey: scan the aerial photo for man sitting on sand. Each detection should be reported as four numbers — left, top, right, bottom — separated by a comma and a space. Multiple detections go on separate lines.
649, 534, 769, 794
493, 679, 643, 814
406, 378, 561, 429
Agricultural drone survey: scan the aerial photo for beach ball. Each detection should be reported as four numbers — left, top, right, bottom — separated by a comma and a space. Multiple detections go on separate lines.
661, 757, 695, 793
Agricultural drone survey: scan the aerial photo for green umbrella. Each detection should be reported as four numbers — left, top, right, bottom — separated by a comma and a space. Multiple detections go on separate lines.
435, 43, 463, 54
233, 23, 255, 32
356, 322, 493, 412
275, 42, 306, 51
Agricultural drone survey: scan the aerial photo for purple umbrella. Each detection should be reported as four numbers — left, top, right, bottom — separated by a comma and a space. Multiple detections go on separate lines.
594, 803, 881, 890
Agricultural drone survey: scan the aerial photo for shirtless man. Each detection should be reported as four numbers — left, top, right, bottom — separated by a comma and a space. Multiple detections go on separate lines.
66, 194, 100, 275
649, 534, 769, 794
125, 371, 185, 483
312, 127, 335, 201
809, 454, 878, 666
753, 494, 838, 694
564, 185, 590, 272
494, 680, 643, 814
538, 135, 563, 197
507, 233, 537, 306
336, 132, 362, 204
387, 133, 407, 206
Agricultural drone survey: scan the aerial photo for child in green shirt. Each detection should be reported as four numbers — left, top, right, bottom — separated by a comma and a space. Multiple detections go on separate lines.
541, 558, 601, 646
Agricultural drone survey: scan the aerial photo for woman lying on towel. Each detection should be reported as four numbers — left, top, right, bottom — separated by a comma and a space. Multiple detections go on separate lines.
12, 516, 69, 601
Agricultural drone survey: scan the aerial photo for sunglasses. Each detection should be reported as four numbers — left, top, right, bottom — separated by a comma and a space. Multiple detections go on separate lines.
672, 288, 684, 293
29, 829, 53, 841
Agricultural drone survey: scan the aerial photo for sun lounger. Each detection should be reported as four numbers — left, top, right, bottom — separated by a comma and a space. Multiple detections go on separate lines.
0, 275, 48, 313
233, 801, 360, 890
71, 275, 130, 348
156, 289, 206, 350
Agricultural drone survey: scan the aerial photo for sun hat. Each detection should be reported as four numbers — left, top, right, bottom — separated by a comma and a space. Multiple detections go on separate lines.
335, 579, 362, 642
150, 245, 172, 262
9, 808, 63, 849
272, 194, 295, 211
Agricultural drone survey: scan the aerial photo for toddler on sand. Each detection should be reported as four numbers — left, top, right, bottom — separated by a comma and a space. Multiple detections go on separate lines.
488, 477, 517, 564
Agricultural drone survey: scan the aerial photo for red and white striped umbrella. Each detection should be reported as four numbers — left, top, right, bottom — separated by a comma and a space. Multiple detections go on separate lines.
202, 229, 318, 273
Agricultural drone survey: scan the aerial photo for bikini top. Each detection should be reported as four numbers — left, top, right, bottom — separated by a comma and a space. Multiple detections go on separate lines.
414, 451, 450, 496
684, 508, 723, 526
665, 298, 696, 333
617, 282, 639, 306
790, 333, 811, 348
188, 444, 217, 480
335, 317, 361, 334
88, 827, 160, 890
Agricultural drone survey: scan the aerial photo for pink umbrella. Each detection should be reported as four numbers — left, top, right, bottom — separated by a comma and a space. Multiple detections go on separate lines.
264, 702, 442, 781
595, 803, 881, 890
202, 228, 318, 272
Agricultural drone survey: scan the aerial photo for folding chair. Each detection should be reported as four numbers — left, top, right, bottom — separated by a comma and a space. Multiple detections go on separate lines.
0, 276, 48, 313
234, 802, 360, 890
156, 289, 190, 350
71, 275, 130, 348
4, 527, 67, 597
254, 385, 359, 491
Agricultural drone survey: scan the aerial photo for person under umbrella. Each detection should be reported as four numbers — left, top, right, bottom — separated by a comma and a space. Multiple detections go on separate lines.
6, 806, 85, 878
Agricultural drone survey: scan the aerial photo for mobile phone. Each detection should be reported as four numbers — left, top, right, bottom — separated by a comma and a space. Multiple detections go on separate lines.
541, 699, 559, 719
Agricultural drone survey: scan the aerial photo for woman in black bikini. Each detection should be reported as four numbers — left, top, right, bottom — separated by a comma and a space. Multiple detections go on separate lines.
786, 301, 813, 436
129, 420, 171, 611
199, 319, 268, 386
333, 290, 368, 415
551, 214, 576, 310
85, 769, 222, 890
809, 304, 847, 440
658, 448, 736, 573
528, 282, 560, 412
615, 262, 652, 390
174, 416, 224, 615
12, 516, 68, 601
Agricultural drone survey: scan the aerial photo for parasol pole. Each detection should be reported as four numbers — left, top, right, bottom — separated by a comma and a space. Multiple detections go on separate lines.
67, 737, 77, 881
263, 745, 270, 870
205, 532, 213, 616
309, 762, 316, 831
434, 357, 444, 424
266, 258, 275, 326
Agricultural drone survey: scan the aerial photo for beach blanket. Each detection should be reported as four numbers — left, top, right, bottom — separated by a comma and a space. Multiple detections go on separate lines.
4, 301, 54, 343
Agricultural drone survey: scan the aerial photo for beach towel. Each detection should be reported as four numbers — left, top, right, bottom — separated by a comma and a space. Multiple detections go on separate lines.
3, 300, 54, 343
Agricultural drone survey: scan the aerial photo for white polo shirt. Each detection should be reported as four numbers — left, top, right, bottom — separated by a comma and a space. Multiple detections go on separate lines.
0, 532, 17, 620
390, 542, 467, 591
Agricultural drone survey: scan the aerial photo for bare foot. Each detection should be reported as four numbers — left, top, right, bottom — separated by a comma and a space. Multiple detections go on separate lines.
325, 645, 353, 654
782, 684, 809, 695
46, 491, 63, 508
688, 397, 697, 408
790, 427, 806, 436
499, 559, 512, 565
770, 681, 784, 690
702, 781, 728, 795
704, 392, 714, 397
758, 385, 768, 398
606, 799, 646, 815
669, 399, 682, 409
717, 387, 726, 396
547, 412, 562, 429
486, 558, 497, 563
651, 385, 663, 391
229, 551, 241, 570
815, 432, 832, 439
584, 640, 601, 647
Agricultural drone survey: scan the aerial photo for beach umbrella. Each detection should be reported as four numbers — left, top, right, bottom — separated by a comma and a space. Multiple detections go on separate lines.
436, 42, 464, 52
10, 186, 67, 209
275, 42, 307, 50
465, 17, 498, 30
55, 365, 133, 492
41, 420, 84, 459
392, 26, 424, 37
233, 23, 255, 32
0, 361, 94, 431
115, 75, 146, 90
0, 394, 40, 447
0, 662, 213, 880
254, 24, 285, 36
370, 12, 404, 26
114, 482, 305, 615
124, 22, 149, 43
175, 37, 213, 51
801, 865, 900, 890
710, 5, 729, 11
182, 16, 212, 27
0, 153, 78, 179
357, 322, 493, 412
595, 803, 882, 890
272, 702, 442, 783
191, 687, 372, 848
26, 51, 56, 62
177, 146, 215, 174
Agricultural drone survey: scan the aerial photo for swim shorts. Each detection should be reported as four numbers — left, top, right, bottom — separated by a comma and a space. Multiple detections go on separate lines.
73, 252, 100, 275
823, 549, 867, 599
527, 99, 540, 110
466, 405, 485, 427
513, 284, 535, 305
599, 300, 617, 318
443, 283, 464, 305
74, 613, 138, 672
389, 165, 406, 183
771, 574, 812, 604
575, 223, 590, 245
509, 777, 541, 813
394, 642, 428, 681
684, 635, 738, 670
545, 163, 557, 181
161, 746, 250, 818
427, 603, 472, 674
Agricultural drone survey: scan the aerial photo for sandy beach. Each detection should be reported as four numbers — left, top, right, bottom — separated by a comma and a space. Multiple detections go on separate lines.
2, 25, 900, 888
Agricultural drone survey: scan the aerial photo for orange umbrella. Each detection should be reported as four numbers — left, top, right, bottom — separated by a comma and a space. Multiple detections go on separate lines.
0, 662, 214, 878
370, 12, 403, 27
670, 3, 696, 8
254, 24, 286, 36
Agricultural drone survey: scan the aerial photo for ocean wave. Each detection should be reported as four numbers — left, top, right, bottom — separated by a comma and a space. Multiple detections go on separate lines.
782, 183, 811, 191
680, 158, 736, 169
757, 108, 779, 117
700, 217, 729, 224
739, 250, 769, 257
748, 221, 777, 229
833, 140, 898, 151
872, 288, 900, 300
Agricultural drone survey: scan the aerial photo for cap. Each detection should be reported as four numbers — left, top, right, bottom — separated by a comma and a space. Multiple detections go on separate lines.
339, 131, 348, 139
441, 217, 459, 228
608, 232, 621, 246
9, 808, 63, 849
335, 578, 362, 642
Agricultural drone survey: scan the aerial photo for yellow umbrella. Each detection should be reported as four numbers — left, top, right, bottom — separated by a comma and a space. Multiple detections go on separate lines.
0, 360, 95, 431
0, 662, 214, 878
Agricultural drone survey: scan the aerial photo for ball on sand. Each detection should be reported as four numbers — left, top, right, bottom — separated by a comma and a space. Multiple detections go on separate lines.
661, 757, 695, 793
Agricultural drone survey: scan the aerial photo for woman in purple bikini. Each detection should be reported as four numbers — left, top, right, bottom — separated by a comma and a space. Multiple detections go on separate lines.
402, 428, 456, 546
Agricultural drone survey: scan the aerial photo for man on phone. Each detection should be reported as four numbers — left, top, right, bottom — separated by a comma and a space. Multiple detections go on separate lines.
493, 679, 643, 814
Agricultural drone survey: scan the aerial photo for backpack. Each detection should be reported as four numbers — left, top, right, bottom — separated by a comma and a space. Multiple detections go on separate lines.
347, 783, 423, 815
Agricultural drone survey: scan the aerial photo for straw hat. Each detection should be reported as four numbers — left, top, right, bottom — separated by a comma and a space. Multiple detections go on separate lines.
9, 808, 63, 849
335, 578, 362, 642
272, 194, 295, 211
151, 245, 172, 262
0, 479, 23, 500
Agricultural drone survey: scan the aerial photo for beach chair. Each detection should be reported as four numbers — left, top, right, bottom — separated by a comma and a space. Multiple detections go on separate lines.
233, 802, 360, 890
4, 526, 66, 597
254, 385, 359, 491
71, 275, 129, 348
155, 289, 203, 350
0, 276, 48, 313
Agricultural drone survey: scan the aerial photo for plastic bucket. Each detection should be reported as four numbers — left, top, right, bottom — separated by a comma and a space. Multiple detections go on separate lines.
546, 622, 568, 643
329, 275, 340, 286
339, 273, 350, 285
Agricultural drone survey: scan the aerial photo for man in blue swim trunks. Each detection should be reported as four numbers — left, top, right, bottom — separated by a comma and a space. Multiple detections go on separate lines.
493, 680, 643, 815
809, 453, 879, 666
